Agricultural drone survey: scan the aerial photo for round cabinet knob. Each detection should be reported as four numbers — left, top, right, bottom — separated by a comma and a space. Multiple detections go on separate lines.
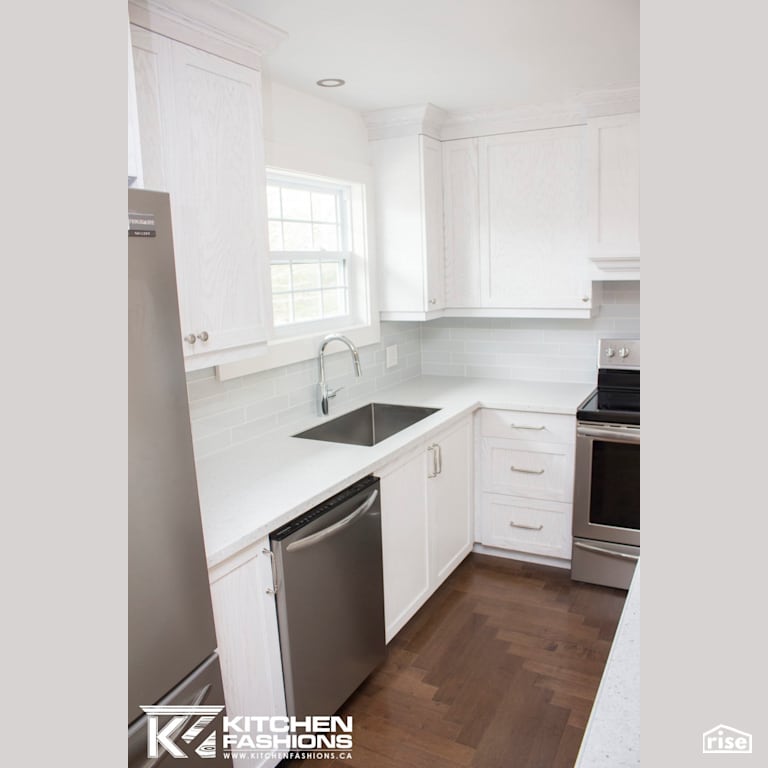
605, 347, 615, 358
581, 296, 590, 303
184, 334, 197, 345
429, 298, 437, 305
197, 331, 209, 342
619, 347, 630, 358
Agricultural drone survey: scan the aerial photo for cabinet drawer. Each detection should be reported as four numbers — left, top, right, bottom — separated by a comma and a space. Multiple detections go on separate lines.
479, 409, 575, 444
481, 438, 574, 502
480, 494, 571, 559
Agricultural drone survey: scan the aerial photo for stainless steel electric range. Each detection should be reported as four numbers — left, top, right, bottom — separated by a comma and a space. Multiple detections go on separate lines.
571, 338, 640, 590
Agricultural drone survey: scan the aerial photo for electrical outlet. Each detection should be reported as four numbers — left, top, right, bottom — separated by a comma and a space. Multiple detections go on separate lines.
385, 345, 398, 369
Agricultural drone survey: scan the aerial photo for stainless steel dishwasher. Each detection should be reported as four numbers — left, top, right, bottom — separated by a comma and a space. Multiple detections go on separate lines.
269, 475, 385, 719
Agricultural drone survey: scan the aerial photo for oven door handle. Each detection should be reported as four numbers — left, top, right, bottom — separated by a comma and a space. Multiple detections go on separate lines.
577, 425, 640, 443
573, 541, 640, 561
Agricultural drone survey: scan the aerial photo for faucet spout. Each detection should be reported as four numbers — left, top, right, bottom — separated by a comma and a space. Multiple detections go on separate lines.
318, 334, 362, 416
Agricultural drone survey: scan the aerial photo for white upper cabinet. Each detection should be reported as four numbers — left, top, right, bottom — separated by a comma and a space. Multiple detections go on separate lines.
127, 23, 143, 188
476, 127, 595, 315
369, 133, 446, 320
586, 113, 640, 277
443, 138, 481, 308
129, 1, 285, 370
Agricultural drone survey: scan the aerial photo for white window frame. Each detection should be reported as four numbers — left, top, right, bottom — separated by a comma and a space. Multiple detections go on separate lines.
215, 157, 379, 381
266, 172, 354, 336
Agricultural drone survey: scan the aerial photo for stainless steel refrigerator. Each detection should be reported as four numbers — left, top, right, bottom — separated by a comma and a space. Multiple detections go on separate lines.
128, 188, 231, 766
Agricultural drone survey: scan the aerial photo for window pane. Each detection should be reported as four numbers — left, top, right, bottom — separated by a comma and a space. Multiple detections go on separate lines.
322, 289, 346, 317
293, 291, 322, 322
282, 222, 313, 251
266, 185, 282, 218
271, 264, 291, 292
311, 192, 337, 223
321, 262, 343, 287
281, 187, 311, 220
272, 294, 292, 326
313, 223, 339, 251
292, 262, 321, 290
268, 221, 283, 250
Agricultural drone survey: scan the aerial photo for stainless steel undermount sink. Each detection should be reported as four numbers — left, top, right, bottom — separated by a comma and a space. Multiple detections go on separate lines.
293, 403, 441, 447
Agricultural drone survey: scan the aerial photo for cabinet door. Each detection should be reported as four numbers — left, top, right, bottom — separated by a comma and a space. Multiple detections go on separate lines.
209, 546, 286, 768
167, 41, 271, 359
420, 135, 445, 310
587, 114, 640, 268
370, 134, 444, 317
378, 448, 431, 642
130, 25, 170, 192
429, 419, 473, 585
131, 27, 271, 365
443, 138, 481, 307
478, 127, 591, 309
127, 23, 143, 187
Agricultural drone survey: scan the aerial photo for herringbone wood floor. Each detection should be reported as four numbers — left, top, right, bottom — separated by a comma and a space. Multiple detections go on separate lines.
290, 553, 626, 768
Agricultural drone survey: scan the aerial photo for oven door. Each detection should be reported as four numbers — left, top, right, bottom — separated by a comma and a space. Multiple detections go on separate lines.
573, 422, 640, 547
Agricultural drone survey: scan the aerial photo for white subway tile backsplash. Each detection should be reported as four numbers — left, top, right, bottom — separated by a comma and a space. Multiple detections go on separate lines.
185, 288, 639, 458
186, 322, 424, 458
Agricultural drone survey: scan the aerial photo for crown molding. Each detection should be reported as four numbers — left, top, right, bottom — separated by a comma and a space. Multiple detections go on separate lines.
441, 102, 586, 140
128, 0, 287, 70
366, 86, 640, 142
575, 86, 640, 118
364, 103, 449, 141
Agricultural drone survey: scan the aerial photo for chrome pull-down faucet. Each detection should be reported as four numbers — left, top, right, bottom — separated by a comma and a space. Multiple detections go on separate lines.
318, 334, 362, 415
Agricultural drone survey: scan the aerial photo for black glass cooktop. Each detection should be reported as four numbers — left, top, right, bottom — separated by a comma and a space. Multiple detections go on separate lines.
577, 369, 640, 426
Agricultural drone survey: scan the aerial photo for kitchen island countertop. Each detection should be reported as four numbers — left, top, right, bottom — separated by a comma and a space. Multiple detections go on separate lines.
194, 374, 594, 568
575, 561, 640, 767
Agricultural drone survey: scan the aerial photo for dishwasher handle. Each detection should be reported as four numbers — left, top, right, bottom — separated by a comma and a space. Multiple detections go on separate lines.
286, 489, 379, 553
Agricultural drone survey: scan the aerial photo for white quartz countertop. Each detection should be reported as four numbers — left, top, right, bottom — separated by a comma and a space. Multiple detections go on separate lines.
575, 562, 640, 767
194, 375, 594, 568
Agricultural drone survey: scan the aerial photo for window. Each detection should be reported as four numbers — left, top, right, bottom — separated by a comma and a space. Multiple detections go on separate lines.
266, 172, 357, 331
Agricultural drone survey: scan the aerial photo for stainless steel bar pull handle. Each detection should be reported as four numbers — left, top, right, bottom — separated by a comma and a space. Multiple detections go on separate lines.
510, 521, 543, 531
286, 490, 379, 553
436, 443, 442, 475
510, 465, 545, 475
573, 541, 640, 561
427, 444, 438, 478
576, 425, 640, 443
263, 548, 280, 594
510, 423, 546, 431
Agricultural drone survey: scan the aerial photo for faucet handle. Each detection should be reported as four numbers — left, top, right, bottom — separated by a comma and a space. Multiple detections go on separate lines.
327, 386, 343, 399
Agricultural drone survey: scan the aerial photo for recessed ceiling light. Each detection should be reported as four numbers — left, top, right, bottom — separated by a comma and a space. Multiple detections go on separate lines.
316, 78, 345, 88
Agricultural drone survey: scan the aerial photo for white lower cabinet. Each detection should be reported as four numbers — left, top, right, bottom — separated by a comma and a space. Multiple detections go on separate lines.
208, 540, 286, 768
477, 409, 576, 565
379, 417, 473, 642
481, 494, 572, 559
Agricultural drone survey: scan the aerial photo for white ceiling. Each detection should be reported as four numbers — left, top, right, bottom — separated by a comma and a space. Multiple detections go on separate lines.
229, 0, 639, 114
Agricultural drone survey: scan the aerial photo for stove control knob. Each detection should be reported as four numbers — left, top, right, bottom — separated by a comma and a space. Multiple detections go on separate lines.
618, 347, 630, 358
605, 347, 616, 358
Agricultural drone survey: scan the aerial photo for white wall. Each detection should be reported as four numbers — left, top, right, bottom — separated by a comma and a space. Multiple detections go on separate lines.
420, 281, 639, 384
261, 77, 371, 171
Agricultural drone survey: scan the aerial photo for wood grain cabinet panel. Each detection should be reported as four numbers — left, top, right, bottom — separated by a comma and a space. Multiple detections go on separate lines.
379, 417, 473, 641
130, 25, 271, 369
477, 409, 576, 563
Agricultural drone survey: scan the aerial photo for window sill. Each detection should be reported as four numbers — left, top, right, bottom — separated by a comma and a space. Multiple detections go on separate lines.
214, 320, 381, 382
